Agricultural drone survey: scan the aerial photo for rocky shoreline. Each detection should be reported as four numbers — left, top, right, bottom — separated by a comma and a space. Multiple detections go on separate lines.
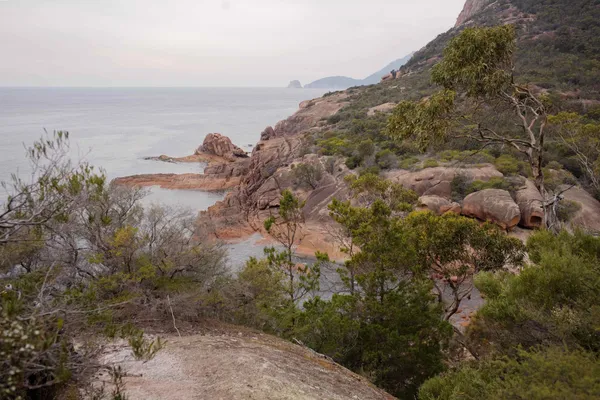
114, 90, 600, 259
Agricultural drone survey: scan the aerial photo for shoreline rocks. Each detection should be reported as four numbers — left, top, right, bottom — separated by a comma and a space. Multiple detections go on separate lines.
196, 133, 248, 162
113, 173, 242, 192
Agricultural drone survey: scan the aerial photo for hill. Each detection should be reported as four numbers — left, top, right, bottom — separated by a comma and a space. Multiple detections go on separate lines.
304, 53, 414, 89
404, 0, 600, 102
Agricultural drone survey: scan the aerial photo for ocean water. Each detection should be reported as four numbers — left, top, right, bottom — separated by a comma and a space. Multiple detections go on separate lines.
0, 87, 327, 209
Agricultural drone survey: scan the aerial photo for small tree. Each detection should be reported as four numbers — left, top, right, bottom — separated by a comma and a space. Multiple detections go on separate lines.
405, 212, 525, 322
549, 112, 600, 192
293, 162, 323, 190
264, 190, 320, 304
387, 26, 556, 224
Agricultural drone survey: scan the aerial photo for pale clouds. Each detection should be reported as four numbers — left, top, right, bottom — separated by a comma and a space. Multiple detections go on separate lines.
0, 0, 465, 87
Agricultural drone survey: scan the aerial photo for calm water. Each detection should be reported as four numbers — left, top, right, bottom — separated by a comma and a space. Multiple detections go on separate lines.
0, 87, 327, 209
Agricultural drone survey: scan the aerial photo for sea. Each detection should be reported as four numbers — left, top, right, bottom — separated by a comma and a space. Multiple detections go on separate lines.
0, 87, 328, 268
0, 87, 327, 210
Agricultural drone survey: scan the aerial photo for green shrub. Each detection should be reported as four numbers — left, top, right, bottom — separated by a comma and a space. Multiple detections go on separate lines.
357, 139, 376, 159
451, 174, 470, 201
557, 199, 582, 222
375, 149, 397, 169
399, 156, 420, 170
419, 347, 600, 400
423, 159, 439, 168
494, 154, 520, 175
345, 155, 361, 170
360, 165, 381, 176
293, 162, 324, 189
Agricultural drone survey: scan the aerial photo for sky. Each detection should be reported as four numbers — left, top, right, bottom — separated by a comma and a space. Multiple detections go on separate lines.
0, 0, 466, 87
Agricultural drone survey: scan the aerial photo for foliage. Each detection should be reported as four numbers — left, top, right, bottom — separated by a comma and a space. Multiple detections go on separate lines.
430, 25, 515, 97
292, 162, 323, 190
343, 173, 418, 211
423, 159, 439, 168
405, 211, 524, 321
388, 25, 552, 208
263, 190, 320, 306
0, 134, 227, 397
549, 112, 600, 190
296, 286, 452, 399
470, 230, 600, 354
375, 149, 397, 169
419, 347, 600, 400
556, 199, 581, 222
386, 90, 456, 150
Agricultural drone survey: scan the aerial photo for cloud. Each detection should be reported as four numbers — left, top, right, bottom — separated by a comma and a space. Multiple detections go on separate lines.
0, 0, 466, 86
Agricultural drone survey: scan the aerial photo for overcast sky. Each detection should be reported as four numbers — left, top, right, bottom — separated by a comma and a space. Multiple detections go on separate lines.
0, 0, 465, 87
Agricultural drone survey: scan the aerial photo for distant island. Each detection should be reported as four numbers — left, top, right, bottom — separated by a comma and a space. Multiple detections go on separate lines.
304, 52, 414, 89
287, 80, 303, 89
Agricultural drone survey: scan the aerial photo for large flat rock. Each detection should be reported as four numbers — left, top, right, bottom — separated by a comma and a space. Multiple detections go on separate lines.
98, 332, 393, 400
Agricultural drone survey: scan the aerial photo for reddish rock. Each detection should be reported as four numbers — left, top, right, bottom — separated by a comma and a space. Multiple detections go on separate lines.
385, 165, 504, 199
462, 189, 521, 229
515, 179, 545, 228
113, 173, 241, 192
197, 133, 248, 161
562, 186, 600, 232
455, 0, 487, 26
417, 195, 461, 215
260, 126, 276, 141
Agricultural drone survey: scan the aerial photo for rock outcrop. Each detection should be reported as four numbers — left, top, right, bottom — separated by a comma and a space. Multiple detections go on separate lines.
367, 102, 397, 116
418, 195, 461, 215
197, 133, 248, 161
197, 92, 350, 243
562, 186, 600, 232
113, 172, 244, 192
98, 331, 393, 400
455, 0, 489, 26
269, 93, 348, 139
515, 179, 545, 228
287, 80, 303, 89
462, 189, 521, 229
384, 165, 503, 199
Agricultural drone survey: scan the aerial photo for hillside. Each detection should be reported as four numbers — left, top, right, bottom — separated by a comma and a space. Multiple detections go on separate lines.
304, 53, 413, 89
405, 0, 600, 102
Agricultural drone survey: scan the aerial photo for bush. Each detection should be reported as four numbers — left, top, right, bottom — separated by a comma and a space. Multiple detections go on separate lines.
375, 149, 397, 169
297, 286, 452, 399
357, 139, 376, 159
419, 347, 600, 400
293, 162, 323, 189
556, 199, 582, 222
450, 174, 470, 201
423, 159, 439, 168
399, 156, 420, 170
345, 155, 361, 170
494, 154, 520, 175
471, 230, 600, 353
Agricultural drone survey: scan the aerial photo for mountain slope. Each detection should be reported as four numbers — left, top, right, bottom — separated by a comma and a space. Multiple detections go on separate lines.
304, 53, 413, 89
304, 76, 363, 89
404, 0, 600, 101
361, 53, 415, 84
